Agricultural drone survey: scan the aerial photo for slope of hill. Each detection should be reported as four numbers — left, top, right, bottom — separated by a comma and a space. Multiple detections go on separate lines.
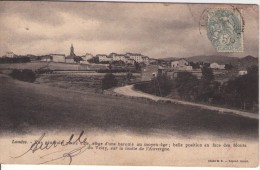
161, 55, 258, 68
186, 55, 240, 64
161, 55, 239, 64
0, 74, 258, 139
160, 57, 179, 61
237, 55, 259, 69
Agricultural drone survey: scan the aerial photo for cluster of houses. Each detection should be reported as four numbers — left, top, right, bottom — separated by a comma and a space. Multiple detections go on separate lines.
96, 53, 150, 65
41, 54, 66, 62
169, 58, 226, 70
1, 47, 249, 76
170, 59, 192, 70
157, 58, 249, 81
41, 45, 83, 64
4, 51, 16, 58
39, 45, 152, 66
40, 52, 152, 65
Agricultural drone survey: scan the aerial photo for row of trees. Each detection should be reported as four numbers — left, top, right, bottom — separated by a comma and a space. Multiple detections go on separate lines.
9, 69, 37, 83
135, 66, 258, 111
0, 57, 31, 63
101, 72, 134, 90
222, 66, 258, 110
174, 66, 258, 111
8, 69, 129, 90
135, 75, 172, 96
175, 67, 218, 102
102, 73, 118, 90
187, 62, 234, 70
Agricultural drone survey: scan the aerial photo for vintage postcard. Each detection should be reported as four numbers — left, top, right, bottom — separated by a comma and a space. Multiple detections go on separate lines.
0, 1, 259, 167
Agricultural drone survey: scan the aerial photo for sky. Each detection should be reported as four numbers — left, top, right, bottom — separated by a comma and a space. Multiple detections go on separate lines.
0, 1, 258, 59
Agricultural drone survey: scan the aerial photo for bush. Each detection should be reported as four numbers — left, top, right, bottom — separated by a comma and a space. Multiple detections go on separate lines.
222, 65, 258, 110
0, 57, 31, 63
125, 72, 133, 83
9, 69, 36, 83
156, 75, 172, 96
135, 75, 172, 97
175, 72, 199, 100
102, 73, 118, 90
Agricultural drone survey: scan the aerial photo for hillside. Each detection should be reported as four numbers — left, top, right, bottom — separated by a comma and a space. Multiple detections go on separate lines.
236, 55, 259, 69
160, 57, 179, 61
186, 55, 240, 64
161, 55, 258, 68
161, 55, 239, 64
0, 74, 258, 139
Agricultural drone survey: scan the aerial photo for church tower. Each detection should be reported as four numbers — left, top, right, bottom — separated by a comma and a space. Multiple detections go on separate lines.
70, 44, 75, 57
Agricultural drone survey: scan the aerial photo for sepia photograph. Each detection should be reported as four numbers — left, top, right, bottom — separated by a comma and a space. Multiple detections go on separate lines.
0, 0, 258, 167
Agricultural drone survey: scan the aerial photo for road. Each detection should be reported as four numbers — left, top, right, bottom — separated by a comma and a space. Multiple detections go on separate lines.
114, 85, 259, 120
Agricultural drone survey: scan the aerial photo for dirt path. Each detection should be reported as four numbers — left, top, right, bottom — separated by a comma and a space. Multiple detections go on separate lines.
114, 85, 259, 120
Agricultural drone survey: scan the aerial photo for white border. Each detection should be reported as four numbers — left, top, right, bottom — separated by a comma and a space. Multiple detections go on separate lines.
1, 0, 260, 170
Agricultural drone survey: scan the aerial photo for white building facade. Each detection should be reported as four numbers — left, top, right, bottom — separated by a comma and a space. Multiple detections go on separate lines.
210, 62, 225, 69
239, 70, 248, 76
85, 53, 93, 61
97, 54, 111, 62
142, 56, 150, 65
126, 53, 144, 63
171, 59, 189, 68
50, 54, 66, 63
126, 58, 135, 65
5, 52, 15, 58
113, 54, 126, 62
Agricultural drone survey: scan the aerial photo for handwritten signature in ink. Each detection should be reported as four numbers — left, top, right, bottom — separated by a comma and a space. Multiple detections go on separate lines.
12, 131, 89, 165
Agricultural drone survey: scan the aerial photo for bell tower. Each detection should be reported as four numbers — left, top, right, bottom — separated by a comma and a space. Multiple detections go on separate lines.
70, 44, 75, 57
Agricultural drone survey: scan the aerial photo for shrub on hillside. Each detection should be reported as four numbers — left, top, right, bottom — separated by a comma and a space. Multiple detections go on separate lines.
222, 65, 258, 110
102, 73, 118, 90
9, 69, 36, 83
135, 75, 172, 97
0, 57, 31, 63
175, 72, 199, 100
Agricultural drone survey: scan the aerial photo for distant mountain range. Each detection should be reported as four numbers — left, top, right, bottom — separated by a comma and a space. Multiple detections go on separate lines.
186, 55, 239, 64
162, 55, 258, 68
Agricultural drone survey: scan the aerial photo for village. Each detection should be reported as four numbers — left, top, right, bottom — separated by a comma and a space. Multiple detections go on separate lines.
1, 44, 251, 84
0, 44, 258, 113
0, 45, 258, 133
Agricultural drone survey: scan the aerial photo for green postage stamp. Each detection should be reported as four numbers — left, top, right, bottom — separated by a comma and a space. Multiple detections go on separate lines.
207, 8, 244, 52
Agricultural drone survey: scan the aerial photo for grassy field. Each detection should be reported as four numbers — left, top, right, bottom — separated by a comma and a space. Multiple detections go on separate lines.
0, 74, 258, 139
35, 72, 141, 93
0, 61, 111, 71
0, 62, 80, 70
0, 61, 141, 92
36, 74, 103, 92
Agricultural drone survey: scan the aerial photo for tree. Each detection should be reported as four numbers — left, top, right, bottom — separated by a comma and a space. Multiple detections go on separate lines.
108, 64, 112, 70
125, 71, 133, 83
102, 73, 118, 90
222, 65, 258, 110
87, 56, 99, 63
189, 62, 200, 69
0, 57, 31, 63
198, 67, 214, 102
155, 74, 172, 96
175, 72, 199, 100
9, 69, 36, 83
134, 62, 141, 71
210, 81, 224, 104
134, 74, 172, 97
201, 66, 214, 82
74, 56, 83, 63
225, 63, 233, 70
